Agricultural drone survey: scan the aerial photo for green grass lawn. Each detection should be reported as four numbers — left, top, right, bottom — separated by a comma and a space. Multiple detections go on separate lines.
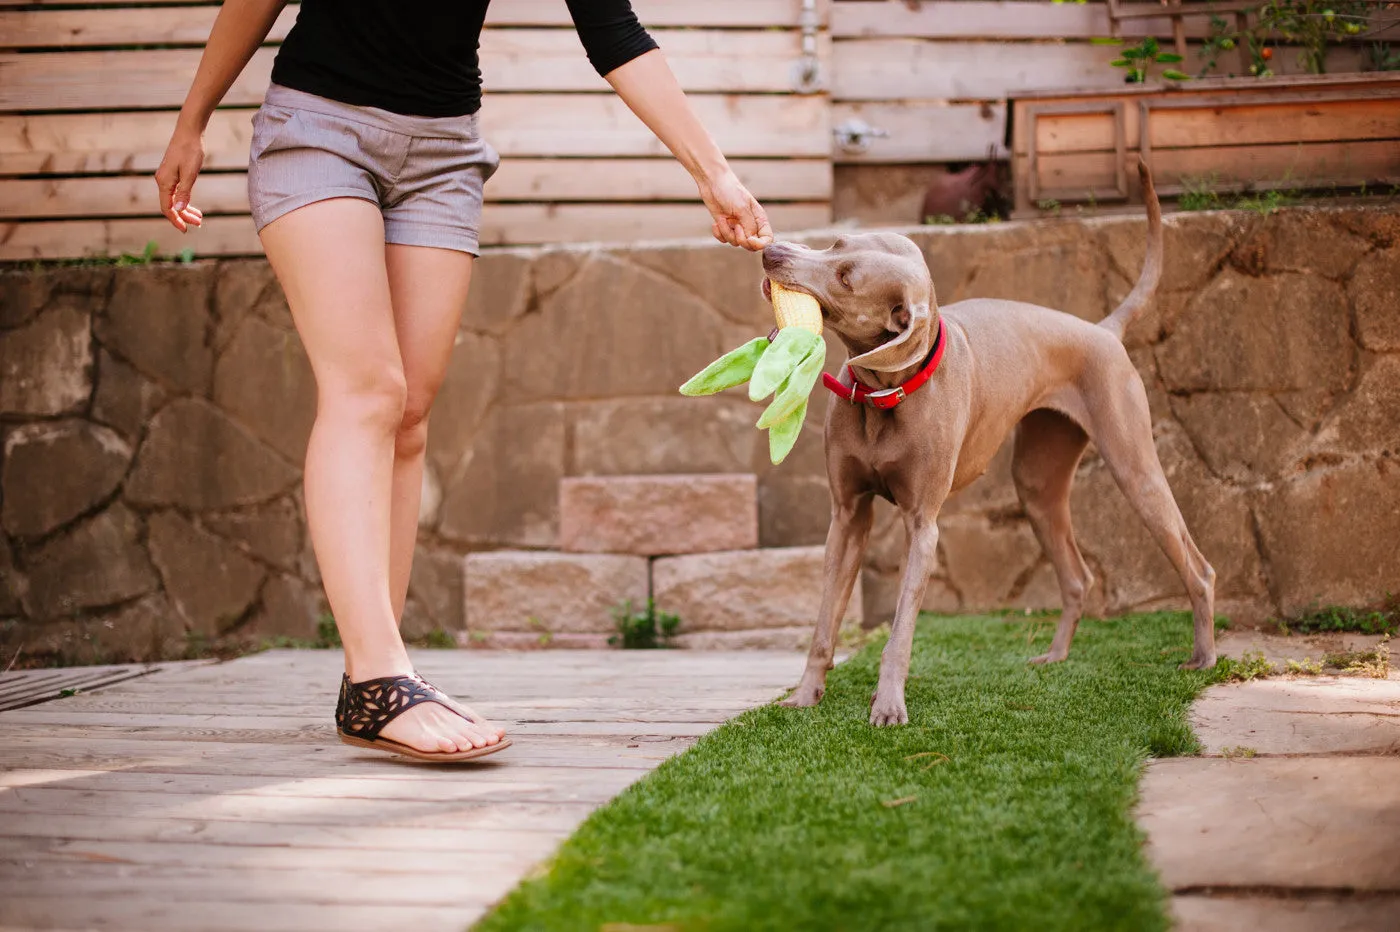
475, 613, 1219, 932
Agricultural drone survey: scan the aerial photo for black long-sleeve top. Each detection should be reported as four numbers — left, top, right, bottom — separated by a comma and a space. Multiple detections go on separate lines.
270, 0, 659, 117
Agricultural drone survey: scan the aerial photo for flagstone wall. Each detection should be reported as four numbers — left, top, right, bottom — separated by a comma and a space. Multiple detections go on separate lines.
2, 206, 1396, 664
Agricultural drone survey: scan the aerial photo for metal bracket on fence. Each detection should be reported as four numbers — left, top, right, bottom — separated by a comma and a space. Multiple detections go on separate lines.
833, 119, 890, 154
792, 0, 823, 93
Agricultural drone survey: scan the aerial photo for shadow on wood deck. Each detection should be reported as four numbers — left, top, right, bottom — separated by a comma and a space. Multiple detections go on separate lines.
0, 649, 804, 931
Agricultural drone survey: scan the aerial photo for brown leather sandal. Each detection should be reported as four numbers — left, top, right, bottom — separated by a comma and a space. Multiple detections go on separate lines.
335, 672, 511, 762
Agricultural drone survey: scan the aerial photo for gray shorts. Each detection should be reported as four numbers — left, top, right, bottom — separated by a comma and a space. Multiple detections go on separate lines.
247, 84, 499, 255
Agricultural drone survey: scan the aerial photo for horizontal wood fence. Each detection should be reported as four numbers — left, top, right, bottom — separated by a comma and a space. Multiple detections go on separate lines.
0, 0, 834, 260
2, 0, 1396, 258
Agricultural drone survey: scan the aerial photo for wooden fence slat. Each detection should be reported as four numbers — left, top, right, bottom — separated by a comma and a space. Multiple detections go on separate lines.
0, 160, 832, 219
1030, 138, 1400, 196
0, 5, 300, 48
830, 38, 1368, 102
482, 94, 831, 158
831, 102, 1006, 163
1031, 97, 1400, 155
0, 0, 813, 25
830, 0, 1215, 40
0, 203, 833, 260
0, 95, 831, 176
1, 31, 816, 111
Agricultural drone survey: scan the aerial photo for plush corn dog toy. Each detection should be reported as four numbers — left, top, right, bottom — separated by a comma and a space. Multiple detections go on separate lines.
679, 281, 825, 465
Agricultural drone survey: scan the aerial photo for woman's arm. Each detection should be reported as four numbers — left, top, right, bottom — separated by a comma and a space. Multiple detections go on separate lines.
155, 0, 288, 231
604, 50, 773, 251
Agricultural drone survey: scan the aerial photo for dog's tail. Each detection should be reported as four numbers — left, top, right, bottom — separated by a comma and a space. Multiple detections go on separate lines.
1098, 159, 1162, 342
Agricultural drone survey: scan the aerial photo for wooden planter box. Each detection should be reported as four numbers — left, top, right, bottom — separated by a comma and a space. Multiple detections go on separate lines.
1008, 73, 1400, 217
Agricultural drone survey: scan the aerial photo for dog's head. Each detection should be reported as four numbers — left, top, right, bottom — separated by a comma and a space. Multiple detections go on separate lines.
761, 233, 938, 375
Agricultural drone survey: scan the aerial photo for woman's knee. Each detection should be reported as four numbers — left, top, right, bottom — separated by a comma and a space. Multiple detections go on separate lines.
395, 388, 438, 457
320, 366, 409, 435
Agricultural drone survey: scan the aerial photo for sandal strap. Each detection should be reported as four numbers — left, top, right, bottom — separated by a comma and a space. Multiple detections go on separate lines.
335, 672, 462, 741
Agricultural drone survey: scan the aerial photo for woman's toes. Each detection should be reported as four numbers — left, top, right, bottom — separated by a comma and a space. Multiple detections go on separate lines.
436, 732, 459, 753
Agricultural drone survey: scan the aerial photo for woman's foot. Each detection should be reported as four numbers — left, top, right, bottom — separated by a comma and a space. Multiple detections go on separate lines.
378, 697, 506, 754
342, 665, 506, 754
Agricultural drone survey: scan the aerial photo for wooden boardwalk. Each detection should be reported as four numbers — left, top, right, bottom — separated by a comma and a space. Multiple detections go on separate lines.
0, 649, 805, 931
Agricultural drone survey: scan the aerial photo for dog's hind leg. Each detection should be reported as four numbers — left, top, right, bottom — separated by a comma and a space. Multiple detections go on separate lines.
781, 494, 875, 708
1088, 376, 1218, 670
1012, 409, 1095, 664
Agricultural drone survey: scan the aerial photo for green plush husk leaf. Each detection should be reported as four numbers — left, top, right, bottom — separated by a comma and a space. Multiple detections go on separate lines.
756, 341, 825, 429
678, 338, 770, 396
767, 399, 808, 465
749, 328, 821, 402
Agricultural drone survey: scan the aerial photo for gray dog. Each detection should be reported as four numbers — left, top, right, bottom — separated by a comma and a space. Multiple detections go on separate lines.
763, 162, 1217, 727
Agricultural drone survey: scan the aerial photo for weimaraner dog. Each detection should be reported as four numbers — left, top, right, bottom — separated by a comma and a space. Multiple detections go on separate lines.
763, 162, 1216, 726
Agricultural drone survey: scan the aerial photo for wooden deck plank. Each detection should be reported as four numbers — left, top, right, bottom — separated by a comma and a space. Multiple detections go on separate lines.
0, 897, 483, 932
0, 649, 804, 931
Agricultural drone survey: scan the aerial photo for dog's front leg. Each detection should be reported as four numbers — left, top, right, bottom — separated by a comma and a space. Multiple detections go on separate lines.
871, 513, 941, 727
781, 495, 874, 708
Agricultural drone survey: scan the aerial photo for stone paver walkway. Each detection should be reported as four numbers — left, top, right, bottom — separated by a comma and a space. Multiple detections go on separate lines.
0, 649, 804, 931
1138, 631, 1400, 931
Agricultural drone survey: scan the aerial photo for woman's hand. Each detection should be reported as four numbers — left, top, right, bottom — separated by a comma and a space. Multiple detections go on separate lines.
154, 124, 206, 233
699, 169, 773, 252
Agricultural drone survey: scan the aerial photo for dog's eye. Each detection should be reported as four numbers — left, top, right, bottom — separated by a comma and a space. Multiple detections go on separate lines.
837, 269, 852, 289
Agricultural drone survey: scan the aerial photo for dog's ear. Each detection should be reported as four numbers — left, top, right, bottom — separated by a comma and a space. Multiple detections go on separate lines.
847, 297, 934, 373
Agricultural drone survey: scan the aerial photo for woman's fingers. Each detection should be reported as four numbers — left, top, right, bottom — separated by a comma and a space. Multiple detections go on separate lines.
155, 131, 204, 232
728, 193, 772, 251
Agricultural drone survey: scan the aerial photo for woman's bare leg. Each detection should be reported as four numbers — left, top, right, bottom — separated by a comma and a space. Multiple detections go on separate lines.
384, 242, 504, 739
259, 198, 501, 752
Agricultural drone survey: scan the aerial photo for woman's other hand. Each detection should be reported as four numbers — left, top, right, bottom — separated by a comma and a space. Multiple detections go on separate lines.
154, 123, 207, 232
699, 170, 773, 251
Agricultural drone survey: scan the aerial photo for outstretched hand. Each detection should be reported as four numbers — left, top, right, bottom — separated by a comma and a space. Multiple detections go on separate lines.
699, 169, 773, 251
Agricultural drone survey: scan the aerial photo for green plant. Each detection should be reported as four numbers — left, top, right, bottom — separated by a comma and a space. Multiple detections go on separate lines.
1277, 598, 1400, 636
410, 628, 456, 649
315, 612, 342, 649
1102, 36, 1190, 83
1325, 636, 1392, 678
609, 599, 681, 650
115, 240, 161, 267
1218, 650, 1275, 682
1236, 189, 1295, 215
1221, 745, 1258, 759
1284, 657, 1324, 675
1368, 41, 1400, 71
1202, 1, 1373, 77
1179, 175, 1225, 212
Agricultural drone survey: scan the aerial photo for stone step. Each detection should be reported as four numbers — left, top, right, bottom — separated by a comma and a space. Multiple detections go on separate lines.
463, 551, 649, 636
558, 474, 757, 557
653, 546, 861, 633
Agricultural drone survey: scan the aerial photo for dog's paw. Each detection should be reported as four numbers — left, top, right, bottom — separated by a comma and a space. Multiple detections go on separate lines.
1179, 652, 1217, 671
869, 690, 909, 727
1027, 651, 1067, 665
778, 683, 825, 708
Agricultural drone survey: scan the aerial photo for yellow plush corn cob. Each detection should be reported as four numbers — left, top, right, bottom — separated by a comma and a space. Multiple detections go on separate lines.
770, 281, 822, 336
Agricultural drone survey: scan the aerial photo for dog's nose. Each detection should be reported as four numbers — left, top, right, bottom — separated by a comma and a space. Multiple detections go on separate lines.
761, 242, 794, 270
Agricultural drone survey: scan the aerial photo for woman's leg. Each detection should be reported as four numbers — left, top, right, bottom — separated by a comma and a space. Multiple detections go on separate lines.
383, 243, 471, 621
384, 242, 504, 738
259, 198, 500, 752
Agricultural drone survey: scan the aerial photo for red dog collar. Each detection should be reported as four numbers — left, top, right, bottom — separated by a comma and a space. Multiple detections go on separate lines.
821, 319, 946, 411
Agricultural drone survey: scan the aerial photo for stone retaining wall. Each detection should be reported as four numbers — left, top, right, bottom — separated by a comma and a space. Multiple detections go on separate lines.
2, 206, 1397, 663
